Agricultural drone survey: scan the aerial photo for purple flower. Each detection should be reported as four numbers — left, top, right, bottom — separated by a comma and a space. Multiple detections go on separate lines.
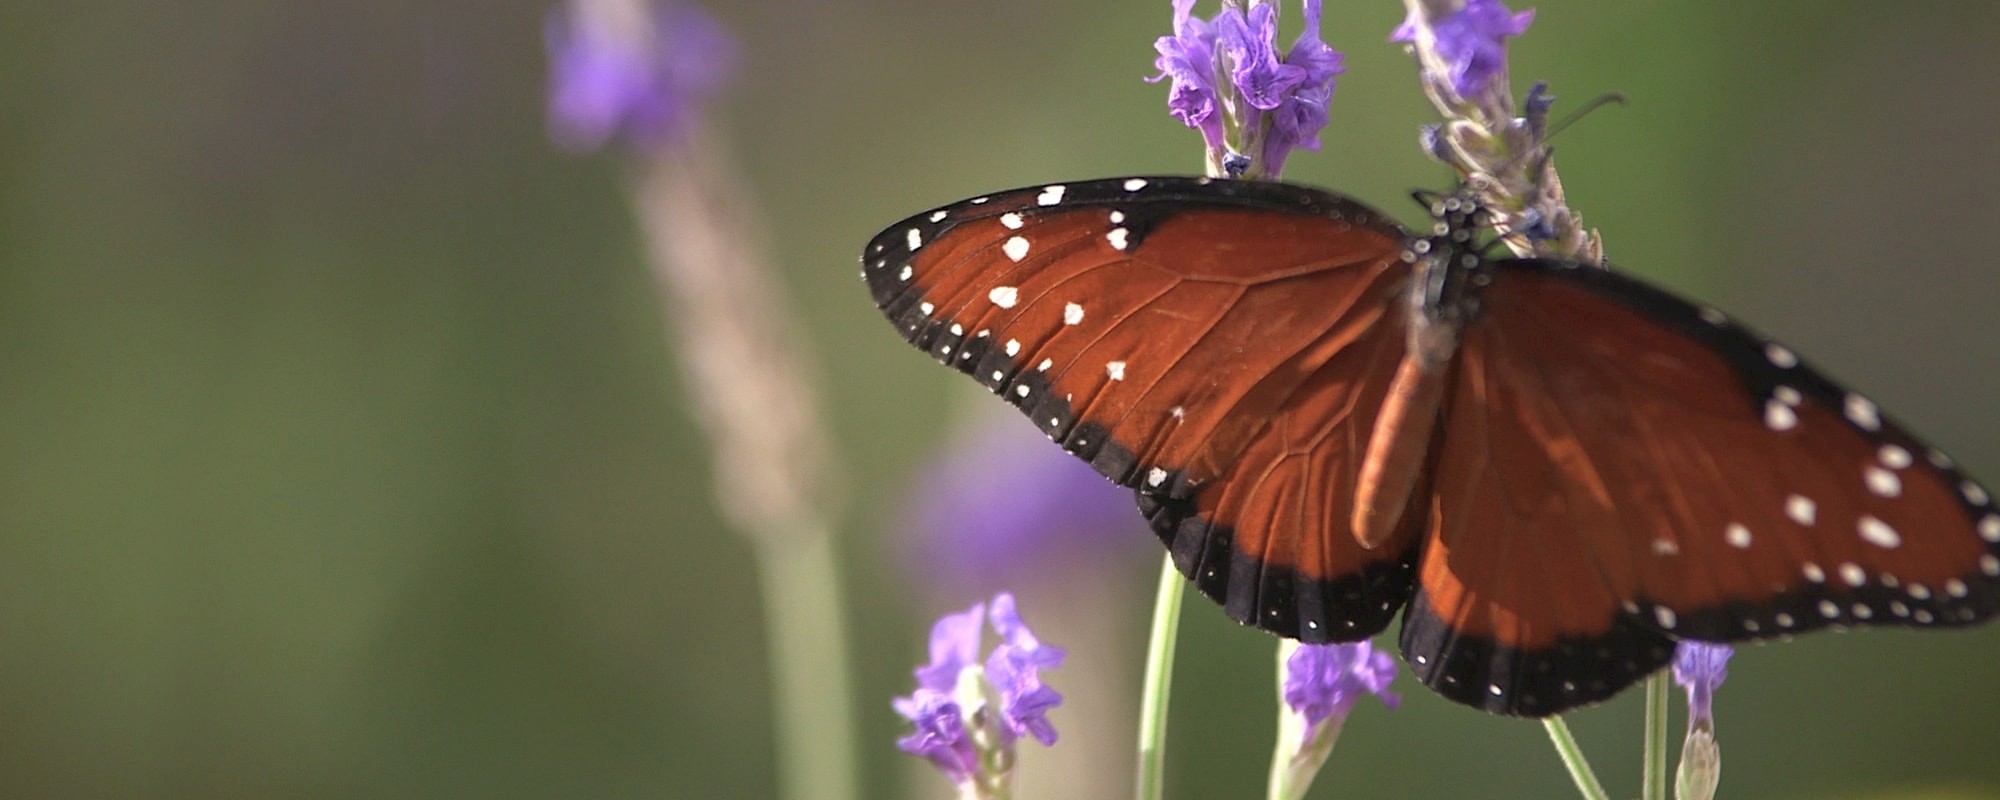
544, 0, 735, 152
1149, 0, 1228, 153
1282, 640, 1400, 741
1672, 641, 1732, 726
1217, 3, 1306, 111
1150, 0, 1344, 178
1391, 0, 1535, 99
894, 593, 1066, 790
1262, 0, 1344, 174
893, 601, 989, 784
912, 601, 988, 695
891, 690, 978, 785
985, 593, 1067, 745
901, 417, 1151, 595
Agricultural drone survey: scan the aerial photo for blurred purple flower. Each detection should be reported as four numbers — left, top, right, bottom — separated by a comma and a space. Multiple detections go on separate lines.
1671, 641, 1731, 726
1282, 640, 1400, 742
901, 417, 1150, 593
544, 0, 736, 152
893, 600, 988, 784
894, 593, 1066, 792
912, 601, 988, 696
1149, 0, 1344, 178
1391, 0, 1534, 100
985, 593, 1067, 745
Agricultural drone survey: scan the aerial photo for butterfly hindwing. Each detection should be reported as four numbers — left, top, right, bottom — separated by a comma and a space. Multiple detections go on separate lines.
1404, 258, 2000, 715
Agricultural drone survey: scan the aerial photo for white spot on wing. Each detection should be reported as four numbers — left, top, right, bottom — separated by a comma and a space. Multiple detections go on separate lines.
1965, 481, 1991, 506
1063, 303, 1085, 325
1107, 228, 1130, 250
1725, 523, 1752, 549
1765, 343, 1798, 368
1654, 606, 1677, 629
1786, 494, 1817, 525
1803, 562, 1826, 583
1016, 385, 1030, 398
1879, 444, 1913, 469
1845, 394, 1881, 431
1764, 400, 1798, 431
1774, 385, 1802, 406
1036, 185, 1066, 206
1858, 515, 1902, 549
1982, 554, 2000, 576
1123, 178, 1148, 191
899, 265, 913, 281
1109, 210, 1126, 223
906, 228, 923, 251
1839, 562, 1866, 587
1699, 307, 1727, 326
1147, 467, 1168, 487
919, 302, 934, 316
989, 286, 1019, 308
1003, 236, 1031, 262
1652, 538, 1679, 556
1106, 361, 1126, 381
1865, 466, 1902, 498
1000, 213, 1024, 230
1004, 339, 1020, 356
929, 210, 948, 222
1979, 513, 2000, 542
1037, 358, 1053, 372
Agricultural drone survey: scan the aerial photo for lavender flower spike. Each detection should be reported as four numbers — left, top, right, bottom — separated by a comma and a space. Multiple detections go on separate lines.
545, 0, 736, 152
1392, 0, 1534, 105
1392, 0, 1604, 263
1151, 0, 1344, 179
895, 593, 1066, 798
1671, 642, 1731, 800
1266, 640, 1399, 800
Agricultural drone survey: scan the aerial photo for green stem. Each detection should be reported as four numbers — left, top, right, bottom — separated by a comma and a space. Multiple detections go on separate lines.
1643, 671, 1670, 800
1542, 715, 1611, 800
753, 524, 858, 800
1135, 554, 1186, 800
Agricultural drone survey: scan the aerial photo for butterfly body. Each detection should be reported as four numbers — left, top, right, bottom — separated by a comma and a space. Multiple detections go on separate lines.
862, 176, 1999, 716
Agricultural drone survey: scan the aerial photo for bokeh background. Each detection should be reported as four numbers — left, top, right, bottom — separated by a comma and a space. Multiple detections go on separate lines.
4, 1, 2000, 798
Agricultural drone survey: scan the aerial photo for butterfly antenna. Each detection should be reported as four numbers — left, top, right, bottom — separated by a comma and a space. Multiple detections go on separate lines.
1546, 92, 1627, 141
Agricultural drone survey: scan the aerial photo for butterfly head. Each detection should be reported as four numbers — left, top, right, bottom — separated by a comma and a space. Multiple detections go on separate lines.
1398, 187, 1497, 363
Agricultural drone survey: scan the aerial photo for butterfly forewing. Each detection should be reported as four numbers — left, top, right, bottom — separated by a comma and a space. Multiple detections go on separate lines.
864, 177, 1426, 640
1404, 259, 2000, 714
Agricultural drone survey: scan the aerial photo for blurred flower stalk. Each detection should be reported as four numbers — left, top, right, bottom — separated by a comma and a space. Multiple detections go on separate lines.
1395, 0, 1603, 262
546, 3, 857, 799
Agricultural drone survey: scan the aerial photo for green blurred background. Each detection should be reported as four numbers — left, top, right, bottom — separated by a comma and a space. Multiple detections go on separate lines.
3, 1, 1999, 798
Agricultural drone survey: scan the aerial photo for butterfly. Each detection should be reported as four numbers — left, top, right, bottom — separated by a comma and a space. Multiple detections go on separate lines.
860, 175, 1999, 716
